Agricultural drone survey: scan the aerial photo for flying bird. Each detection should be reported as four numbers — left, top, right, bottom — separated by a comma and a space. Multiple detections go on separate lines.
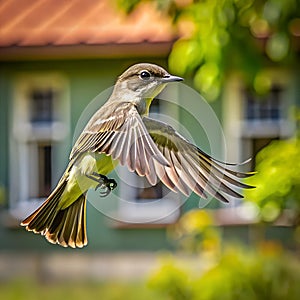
21, 63, 254, 248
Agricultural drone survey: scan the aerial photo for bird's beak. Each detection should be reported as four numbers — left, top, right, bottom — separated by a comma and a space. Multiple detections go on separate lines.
161, 74, 184, 83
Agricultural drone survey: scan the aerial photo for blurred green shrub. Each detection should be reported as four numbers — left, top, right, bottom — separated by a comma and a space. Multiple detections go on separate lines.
245, 137, 300, 224
149, 242, 300, 300
148, 210, 300, 300
148, 257, 193, 300
169, 210, 220, 254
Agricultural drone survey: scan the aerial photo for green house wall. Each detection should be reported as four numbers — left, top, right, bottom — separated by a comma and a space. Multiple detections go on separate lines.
0, 57, 225, 252
1, 58, 299, 253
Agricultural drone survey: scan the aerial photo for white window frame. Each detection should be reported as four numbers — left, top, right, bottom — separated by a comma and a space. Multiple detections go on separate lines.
223, 69, 295, 166
220, 69, 295, 223
9, 73, 70, 219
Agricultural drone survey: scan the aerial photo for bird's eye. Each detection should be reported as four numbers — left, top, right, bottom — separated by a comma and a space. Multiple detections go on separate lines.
139, 70, 151, 80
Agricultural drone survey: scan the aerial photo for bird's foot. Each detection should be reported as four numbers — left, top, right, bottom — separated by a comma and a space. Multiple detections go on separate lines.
86, 172, 117, 197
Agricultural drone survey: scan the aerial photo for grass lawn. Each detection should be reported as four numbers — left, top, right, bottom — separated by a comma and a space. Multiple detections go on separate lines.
0, 279, 161, 300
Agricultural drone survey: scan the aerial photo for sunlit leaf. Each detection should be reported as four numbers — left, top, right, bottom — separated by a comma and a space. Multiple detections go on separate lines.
168, 39, 203, 75
266, 32, 290, 61
253, 71, 272, 94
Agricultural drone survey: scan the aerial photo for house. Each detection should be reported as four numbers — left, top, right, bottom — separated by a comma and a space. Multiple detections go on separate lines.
0, 0, 187, 252
0, 0, 297, 255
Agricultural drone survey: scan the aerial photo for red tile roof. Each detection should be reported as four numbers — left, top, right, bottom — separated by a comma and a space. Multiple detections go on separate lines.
0, 0, 175, 47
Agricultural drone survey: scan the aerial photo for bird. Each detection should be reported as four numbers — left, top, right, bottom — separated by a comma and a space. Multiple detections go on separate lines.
21, 63, 254, 248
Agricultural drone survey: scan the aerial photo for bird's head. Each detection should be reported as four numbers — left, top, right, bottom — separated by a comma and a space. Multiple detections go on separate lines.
112, 63, 183, 113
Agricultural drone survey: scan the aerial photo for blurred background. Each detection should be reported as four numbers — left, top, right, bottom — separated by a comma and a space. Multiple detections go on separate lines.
1, 0, 300, 299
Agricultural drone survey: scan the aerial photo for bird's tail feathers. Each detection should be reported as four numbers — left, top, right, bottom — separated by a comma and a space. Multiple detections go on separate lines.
21, 178, 87, 248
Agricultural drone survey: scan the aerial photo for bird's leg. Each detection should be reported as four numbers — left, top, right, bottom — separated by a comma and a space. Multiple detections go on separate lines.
86, 172, 117, 197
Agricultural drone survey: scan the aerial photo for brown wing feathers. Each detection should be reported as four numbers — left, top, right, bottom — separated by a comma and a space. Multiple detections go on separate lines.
143, 117, 254, 203
70, 102, 253, 203
70, 103, 169, 175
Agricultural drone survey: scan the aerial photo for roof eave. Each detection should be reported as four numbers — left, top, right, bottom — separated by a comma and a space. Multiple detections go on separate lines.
0, 41, 175, 61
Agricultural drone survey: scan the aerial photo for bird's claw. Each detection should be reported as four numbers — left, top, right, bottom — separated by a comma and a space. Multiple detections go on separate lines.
97, 178, 117, 197
90, 173, 117, 197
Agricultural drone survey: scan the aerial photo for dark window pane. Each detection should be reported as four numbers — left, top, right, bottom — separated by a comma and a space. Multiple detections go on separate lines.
30, 89, 55, 123
245, 92, 255, 120
270, 108, 280, 120
252, 137, 278, 156
244, 137, 279, 169
136, 182, 163, 200
244, 86, 283, 121
38, 144, 52, 198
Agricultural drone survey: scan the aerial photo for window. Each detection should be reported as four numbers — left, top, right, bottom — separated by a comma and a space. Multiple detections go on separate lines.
242, 85, 285, 168
221, 71, 295, 222
244, 86, 283, 121
30, 89, 55, 123
223, 72, 294, 168
9, 74, 70, 219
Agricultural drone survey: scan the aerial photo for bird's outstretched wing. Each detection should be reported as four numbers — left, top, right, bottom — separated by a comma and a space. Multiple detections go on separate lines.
70, 102, 169, 174
142, 117, 255, 203
70, 102, 253, 202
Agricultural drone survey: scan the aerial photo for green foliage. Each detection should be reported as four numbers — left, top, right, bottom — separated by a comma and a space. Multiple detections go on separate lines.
148, 256, 193, 300
169, 210, 221, 254
0, 280, 159, 300
195, 245, 300, 300
148, 209, 300, 300
118, 0, 300, 100
116, 0, 141, 13
245, 137, 300, 223
148, 245, 300, 300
